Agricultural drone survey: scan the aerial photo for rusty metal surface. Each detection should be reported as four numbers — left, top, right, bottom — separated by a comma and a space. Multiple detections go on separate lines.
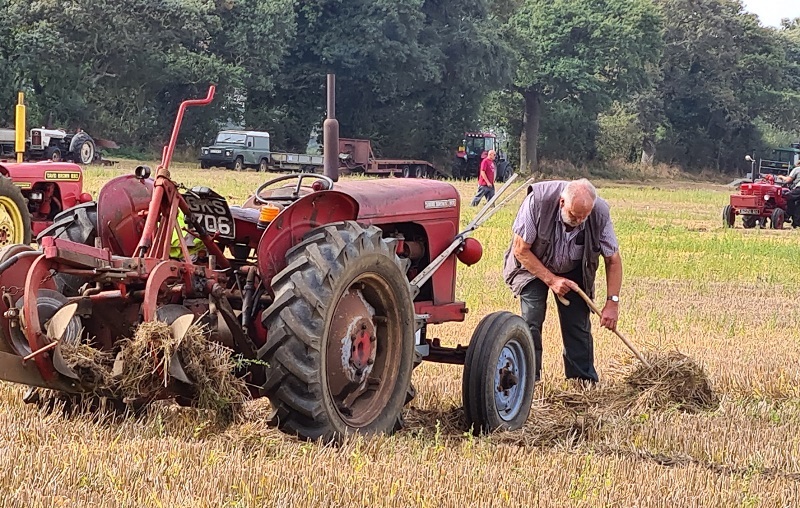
96, 175, 154, 257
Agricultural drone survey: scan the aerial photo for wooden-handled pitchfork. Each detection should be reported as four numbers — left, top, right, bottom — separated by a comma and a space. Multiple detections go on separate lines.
557, 288, 650, 368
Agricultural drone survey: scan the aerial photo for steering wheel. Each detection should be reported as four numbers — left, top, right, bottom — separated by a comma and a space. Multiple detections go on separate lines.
254, 173, 335, 205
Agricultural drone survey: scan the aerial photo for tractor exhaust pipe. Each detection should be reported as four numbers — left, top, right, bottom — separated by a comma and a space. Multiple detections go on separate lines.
323, 73, 339, 182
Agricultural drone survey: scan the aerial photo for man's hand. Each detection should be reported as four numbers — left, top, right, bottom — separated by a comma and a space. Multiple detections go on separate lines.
600, 301, 619, 330
548, 276, 578, 297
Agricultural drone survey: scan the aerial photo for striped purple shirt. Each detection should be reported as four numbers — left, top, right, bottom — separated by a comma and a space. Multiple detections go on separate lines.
512, 191, 619, 274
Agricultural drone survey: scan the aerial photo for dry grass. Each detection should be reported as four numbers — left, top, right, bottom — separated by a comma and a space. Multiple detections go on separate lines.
1, 165, 799, 506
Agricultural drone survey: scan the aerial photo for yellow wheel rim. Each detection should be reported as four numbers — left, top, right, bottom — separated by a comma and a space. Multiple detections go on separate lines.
0, 196, 25, 247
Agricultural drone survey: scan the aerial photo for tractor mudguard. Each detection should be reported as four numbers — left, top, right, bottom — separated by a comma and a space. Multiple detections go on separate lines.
257, 190, 359, 289
96, 174, 154, 257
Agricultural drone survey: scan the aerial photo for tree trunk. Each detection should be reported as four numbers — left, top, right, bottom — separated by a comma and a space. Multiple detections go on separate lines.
520, 90, 541, 174
641, 136, 655, 166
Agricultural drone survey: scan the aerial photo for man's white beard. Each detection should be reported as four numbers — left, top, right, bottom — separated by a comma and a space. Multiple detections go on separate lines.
561, 207, 579, 227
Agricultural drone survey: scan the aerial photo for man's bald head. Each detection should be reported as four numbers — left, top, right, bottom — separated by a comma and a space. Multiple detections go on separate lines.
559, 179, 597, 227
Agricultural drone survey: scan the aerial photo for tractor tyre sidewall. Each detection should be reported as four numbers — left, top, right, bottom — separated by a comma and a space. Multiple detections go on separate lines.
260, 221, 415, 442
0, 177, 32, 245
723, 205, 735, 228
463, 311, 535, 435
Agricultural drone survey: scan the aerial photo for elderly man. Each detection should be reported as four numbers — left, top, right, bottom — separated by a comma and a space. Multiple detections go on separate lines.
502, 178, 623, 383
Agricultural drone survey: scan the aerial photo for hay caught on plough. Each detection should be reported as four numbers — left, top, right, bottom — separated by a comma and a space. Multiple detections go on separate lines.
55, 320, 249, 423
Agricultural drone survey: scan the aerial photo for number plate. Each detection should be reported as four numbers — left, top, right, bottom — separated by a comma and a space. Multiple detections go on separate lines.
738, 208, 760, 215
183, 187, 235, 240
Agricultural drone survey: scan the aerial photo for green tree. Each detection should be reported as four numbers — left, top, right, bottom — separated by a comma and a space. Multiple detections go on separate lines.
506, 0, 663, 172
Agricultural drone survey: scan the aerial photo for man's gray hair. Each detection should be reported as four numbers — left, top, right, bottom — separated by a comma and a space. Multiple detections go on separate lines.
561, 178, 597, 205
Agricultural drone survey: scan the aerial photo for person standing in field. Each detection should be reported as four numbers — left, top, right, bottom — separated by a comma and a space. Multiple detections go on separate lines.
777, 160, 800, 227
470, 149, 496, 207
502, 178, 623, 383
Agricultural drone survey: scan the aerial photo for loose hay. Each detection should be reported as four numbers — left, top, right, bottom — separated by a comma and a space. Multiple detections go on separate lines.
492, 349, 718, 448
57, 320, 249, 423
58, 343, 115, 391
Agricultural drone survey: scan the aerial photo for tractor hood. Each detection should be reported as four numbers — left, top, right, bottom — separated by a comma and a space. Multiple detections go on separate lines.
331, 179, 461, 222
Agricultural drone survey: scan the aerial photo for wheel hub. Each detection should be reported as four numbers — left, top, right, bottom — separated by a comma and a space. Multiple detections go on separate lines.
328, 288, 377, 391
494, 340, 527, 421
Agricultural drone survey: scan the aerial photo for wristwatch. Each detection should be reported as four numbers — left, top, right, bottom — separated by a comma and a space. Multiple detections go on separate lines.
607, 295, 620, 303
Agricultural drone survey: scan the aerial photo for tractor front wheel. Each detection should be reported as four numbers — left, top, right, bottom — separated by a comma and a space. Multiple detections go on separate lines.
260, 221, 415, 442
722, 205, 735, 228
771, 208, 785, 229
742, 215, 758, 229
0, 177, 31, 246
463, 311, 536, 435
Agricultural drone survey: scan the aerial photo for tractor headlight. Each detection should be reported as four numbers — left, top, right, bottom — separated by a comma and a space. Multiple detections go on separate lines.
764, 195, 770, 201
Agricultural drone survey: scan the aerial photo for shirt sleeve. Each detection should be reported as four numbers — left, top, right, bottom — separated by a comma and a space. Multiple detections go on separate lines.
791, 167, 800, 180
512, 194, 537, 245
599, 217, 619, 257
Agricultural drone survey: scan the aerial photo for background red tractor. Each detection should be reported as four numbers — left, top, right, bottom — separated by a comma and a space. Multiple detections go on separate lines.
0, 76, 535, 442
0, 161, 93, 246
724, 173, 790, 229
453, 131, 513, 182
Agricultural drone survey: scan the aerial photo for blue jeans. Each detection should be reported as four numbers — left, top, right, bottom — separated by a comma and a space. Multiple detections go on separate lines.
470, 185, 495, 206
518, 268, 599, 382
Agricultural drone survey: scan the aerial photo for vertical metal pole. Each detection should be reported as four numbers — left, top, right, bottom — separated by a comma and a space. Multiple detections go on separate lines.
323, 74, 340, 182
15, 92, 25, 163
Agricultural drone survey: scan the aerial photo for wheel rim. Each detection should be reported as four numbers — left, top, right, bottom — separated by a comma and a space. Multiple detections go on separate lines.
0, 196, 25, 246
326, 274, 402, 428
80, 142, 94, 163
494, 338, 528, 422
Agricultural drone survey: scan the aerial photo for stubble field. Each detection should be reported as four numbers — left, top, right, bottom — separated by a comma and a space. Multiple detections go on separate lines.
1, 162, 799, 507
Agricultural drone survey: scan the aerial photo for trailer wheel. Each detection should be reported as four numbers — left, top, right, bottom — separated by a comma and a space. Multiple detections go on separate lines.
260, 221, 415, 442
0, 177, 31, 246
722, 205, 735, 228
234, 157, 245, 172
771, 208, 785, 229
462, 311, 535, 435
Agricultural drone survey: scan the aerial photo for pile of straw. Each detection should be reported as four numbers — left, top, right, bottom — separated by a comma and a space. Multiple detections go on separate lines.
56, 320, 249, 422
491, 350, 718, 448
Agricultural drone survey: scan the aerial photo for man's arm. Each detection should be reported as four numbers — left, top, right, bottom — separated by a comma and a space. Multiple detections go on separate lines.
512, 234, 577, 296
600, 251, 622, 330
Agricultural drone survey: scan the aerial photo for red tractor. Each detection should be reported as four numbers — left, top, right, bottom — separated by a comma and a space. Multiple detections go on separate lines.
0, 161, 93, 246
724, 173, 790, 229
0, 78, 535, 442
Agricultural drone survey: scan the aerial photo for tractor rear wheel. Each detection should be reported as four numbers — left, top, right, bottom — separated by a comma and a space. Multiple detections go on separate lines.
722, 205, 735, 228
0, 176, 31, 246
462, 311, 535, 435
260, 221, 415, 442
70, 133, 95, 165
771, 208, 785, 229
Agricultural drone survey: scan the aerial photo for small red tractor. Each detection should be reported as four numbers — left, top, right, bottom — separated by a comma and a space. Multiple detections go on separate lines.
724, 173, 790, 229
0, 76, 535, 442
0, 161, 93, 246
